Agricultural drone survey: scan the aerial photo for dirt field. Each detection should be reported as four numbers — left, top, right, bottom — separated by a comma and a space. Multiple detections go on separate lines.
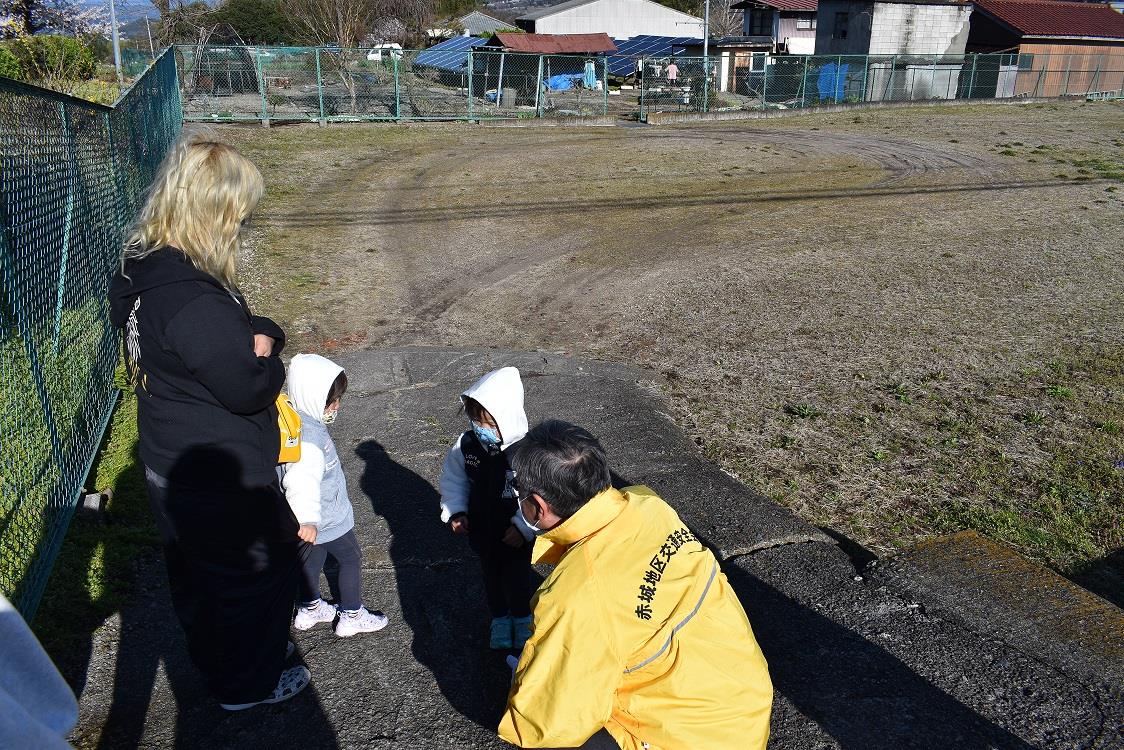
216, 101, 1123, 593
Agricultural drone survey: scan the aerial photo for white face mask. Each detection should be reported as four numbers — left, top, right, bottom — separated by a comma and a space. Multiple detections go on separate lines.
519, 497, 546, 535
322, 409, 337, 425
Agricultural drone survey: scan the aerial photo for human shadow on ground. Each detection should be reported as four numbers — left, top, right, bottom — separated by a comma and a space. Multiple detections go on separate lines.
720, 554, 1036, 750
45, 445, 338, 749
356, 440, 527, 733
1069, 547, 1124, 609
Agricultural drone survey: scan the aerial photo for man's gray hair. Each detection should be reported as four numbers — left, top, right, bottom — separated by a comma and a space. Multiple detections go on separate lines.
512, 420, 611, 519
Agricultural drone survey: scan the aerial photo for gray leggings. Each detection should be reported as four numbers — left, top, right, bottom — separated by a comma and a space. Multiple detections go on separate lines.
299, 529, 362, 611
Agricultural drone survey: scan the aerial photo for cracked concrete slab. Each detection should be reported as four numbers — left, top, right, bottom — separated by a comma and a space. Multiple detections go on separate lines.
68, 347, 1122, 749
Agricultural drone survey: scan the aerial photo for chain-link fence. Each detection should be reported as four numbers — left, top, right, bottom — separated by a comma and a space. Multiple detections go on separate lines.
176, 45, 612, 122
641, 51, 1124, 119
0, 48, 182, 620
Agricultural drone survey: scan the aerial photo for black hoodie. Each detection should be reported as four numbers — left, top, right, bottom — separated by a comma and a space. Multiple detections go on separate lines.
109, 248, 287, 490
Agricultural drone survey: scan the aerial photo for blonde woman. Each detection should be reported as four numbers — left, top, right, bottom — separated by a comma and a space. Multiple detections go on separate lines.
109, 138, 308, 710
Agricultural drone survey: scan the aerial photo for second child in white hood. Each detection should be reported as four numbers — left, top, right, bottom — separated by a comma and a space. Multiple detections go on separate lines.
283, 354, 389, 638
438, 367, 535, 650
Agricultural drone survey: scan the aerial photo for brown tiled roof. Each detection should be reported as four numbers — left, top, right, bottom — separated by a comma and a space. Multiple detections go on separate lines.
488, 32, 618, 53
973, 0, 1124, 40
732, 0, 818, 11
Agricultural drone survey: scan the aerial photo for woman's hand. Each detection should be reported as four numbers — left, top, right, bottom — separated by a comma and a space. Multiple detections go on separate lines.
253, 334, 276, 357
298, 524, 318, 544
449, 514, 469, 535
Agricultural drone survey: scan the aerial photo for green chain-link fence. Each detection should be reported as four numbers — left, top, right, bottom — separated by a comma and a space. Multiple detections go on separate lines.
0, 48, 182, 620
640, 51, 1124, 119
176, 45, 611, 122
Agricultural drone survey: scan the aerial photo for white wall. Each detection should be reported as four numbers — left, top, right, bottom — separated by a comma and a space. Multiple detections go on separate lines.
868, 3, 971, 56
533, 0, 703, 40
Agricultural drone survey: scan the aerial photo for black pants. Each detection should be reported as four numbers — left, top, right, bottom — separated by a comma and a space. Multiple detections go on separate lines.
472, 533, 534, 619
298, 529, 362, 611
145, 466, 300, 705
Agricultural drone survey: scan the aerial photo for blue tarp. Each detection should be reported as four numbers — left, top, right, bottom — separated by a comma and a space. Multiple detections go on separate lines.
545, 74, 579, 91
817, 62, 849, 102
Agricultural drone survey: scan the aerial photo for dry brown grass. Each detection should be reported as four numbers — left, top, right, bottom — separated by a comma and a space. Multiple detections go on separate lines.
217, 100, 1123, 589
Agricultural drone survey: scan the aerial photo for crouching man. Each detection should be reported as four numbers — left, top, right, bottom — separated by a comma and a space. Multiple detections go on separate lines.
499, 420, 773, 750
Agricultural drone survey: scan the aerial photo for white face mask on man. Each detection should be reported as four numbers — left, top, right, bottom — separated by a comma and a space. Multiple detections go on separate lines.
519, 499, 545, 535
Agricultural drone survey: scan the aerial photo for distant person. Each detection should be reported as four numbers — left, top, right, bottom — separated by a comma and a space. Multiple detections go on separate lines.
109, 137, 307, 711
0, 594, 78, 749
499, 421, 773, 750
665, 60, 679, 83
439, 367, 536, 650
284, 354, 389, 637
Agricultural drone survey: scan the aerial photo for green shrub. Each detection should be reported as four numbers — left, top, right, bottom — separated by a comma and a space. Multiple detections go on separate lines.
0, 46, 21, 79
11, 35, 96, 83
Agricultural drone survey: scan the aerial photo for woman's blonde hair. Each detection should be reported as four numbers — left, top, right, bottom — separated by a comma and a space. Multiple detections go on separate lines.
124, 136, 263, 288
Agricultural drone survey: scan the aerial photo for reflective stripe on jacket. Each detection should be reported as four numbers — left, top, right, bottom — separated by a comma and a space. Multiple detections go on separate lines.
498, 486, 773, 750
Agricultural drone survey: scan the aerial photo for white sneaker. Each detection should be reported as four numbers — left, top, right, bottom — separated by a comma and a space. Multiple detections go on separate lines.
220, 666, 311, 711
335, 606, 389, 637
293, 600, 337, 630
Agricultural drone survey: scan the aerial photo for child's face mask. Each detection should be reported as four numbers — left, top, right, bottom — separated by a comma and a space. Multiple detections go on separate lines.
472, 422, 501, 450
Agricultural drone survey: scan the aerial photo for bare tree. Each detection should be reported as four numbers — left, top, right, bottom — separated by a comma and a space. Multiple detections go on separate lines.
281, 0, 376, 48
707, 0, 743, 39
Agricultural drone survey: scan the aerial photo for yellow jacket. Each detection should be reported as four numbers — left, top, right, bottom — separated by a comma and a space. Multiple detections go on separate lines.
498, 486, 773, 750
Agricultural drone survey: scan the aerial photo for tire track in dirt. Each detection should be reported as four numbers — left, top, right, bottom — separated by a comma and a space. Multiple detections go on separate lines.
649, 126, 1001, 185
301, 124, 1005, 346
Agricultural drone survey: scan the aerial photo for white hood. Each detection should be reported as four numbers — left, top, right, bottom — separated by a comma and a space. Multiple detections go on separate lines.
462, 366, 528, 447
287, 353, 344, 423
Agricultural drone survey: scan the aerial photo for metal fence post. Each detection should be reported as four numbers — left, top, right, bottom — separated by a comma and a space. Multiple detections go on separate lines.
393, 51, 401, 119
1087, 56, 1102, 96
536, 54, 544, 117
1063, 54, 1072, 96
702, 55, 709, 113
603, 56, 609, 115
800, 55, 810, 106
860, 54, 869, 102
254, 46, 269, 125
761, 53, 769, 109
467, 49, 474, 119
315, 47, 325, 121
886, 55, 896, 100
54, 102, 76, 356
967, 54, 977, 99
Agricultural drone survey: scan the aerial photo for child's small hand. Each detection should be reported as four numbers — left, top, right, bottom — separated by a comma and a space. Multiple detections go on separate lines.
298, 524, 318, 544
450, 514, 469, 535
502, 525, 525, 547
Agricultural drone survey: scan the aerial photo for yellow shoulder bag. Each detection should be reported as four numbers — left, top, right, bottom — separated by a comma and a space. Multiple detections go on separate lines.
277, 393, 302, 464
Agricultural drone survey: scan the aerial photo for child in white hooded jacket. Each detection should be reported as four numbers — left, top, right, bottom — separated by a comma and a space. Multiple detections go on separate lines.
439, 367, 536, 650
283, 354, 388, 638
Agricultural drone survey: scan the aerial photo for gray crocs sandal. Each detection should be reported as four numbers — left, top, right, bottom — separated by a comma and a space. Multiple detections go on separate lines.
220, 666, 311, 711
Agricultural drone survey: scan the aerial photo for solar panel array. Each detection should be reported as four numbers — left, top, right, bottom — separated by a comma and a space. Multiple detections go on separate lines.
414, 34, 700, 76
608, 35, 702, 77
415, 35, 489, 72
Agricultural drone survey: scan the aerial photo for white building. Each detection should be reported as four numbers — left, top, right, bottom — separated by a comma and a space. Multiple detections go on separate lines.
516, 0, 704, 40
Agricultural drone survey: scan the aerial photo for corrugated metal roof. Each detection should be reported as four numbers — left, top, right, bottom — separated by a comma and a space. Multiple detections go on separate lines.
973, 0, 1124, 39
487, 32, 618, 53
458, 11, 513, 36
731, 0, 817, 11
517, 0, 701, 21
518, 0, 599, 20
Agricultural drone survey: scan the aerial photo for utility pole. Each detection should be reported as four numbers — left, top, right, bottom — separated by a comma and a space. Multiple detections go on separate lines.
108, 0, 122, 83
702, 0, 710, 58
